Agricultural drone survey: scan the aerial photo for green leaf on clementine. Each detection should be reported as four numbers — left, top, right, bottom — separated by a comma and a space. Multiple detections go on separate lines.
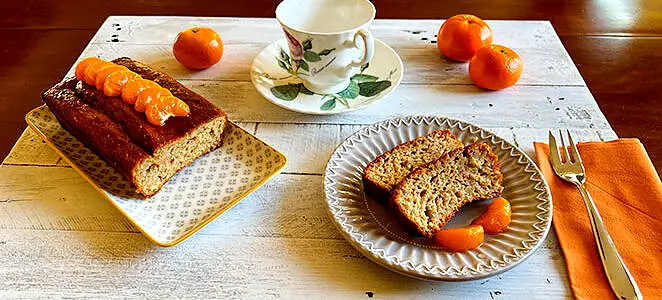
271, 84, 300, 101
304, 51, 321, 62
358, 80, 391, 97
337, 81, 359, 99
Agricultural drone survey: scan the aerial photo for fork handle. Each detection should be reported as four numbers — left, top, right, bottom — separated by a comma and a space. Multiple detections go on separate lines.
577, 183, 643, 300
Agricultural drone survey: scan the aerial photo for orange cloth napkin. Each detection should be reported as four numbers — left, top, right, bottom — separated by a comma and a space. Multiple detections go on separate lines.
534, 139, 662, 299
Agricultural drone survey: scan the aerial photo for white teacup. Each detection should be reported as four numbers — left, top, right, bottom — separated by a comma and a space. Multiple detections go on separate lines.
276, 0, 376, 94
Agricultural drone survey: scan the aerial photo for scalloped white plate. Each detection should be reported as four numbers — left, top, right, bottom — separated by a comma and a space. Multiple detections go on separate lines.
323, 116, 553, 281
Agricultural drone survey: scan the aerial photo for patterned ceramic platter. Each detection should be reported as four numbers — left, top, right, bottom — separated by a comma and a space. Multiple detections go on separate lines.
323, 116, 553, 281
250, 38, 403, 115
26, 105, 287, 246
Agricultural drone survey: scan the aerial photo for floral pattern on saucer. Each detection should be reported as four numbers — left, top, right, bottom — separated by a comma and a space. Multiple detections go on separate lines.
251, 38, 403, 115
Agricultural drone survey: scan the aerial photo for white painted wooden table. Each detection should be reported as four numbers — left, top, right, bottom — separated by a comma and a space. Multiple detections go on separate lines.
0, 17, 616, 299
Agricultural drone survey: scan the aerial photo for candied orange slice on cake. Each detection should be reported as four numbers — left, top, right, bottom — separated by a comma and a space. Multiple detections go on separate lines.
103, 70, 140, 97
83, 60, 112, 85
135, 87, 172, 112
121, 78, 161, 104
75, 57, 104, 82
95, 64, 129, 90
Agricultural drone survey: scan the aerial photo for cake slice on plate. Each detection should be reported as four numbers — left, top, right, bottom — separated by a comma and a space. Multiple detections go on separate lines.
390, 143, 504, 237
362, 130, 464, 202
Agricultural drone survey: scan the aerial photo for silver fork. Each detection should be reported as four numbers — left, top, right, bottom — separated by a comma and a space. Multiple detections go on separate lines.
549, 130, 642, 300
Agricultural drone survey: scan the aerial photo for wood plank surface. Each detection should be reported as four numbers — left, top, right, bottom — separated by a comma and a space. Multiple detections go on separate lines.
0, 12, 651, 298
0, 229, 571, 299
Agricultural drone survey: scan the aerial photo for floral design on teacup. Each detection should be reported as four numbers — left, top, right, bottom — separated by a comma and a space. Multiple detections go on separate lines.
278, 31, 336, 76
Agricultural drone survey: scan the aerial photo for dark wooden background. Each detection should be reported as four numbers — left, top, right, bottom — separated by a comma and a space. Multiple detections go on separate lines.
1, 0, 660, 173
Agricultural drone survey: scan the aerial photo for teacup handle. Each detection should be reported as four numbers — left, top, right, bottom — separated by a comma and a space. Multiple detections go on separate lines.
349, 29, 374, 67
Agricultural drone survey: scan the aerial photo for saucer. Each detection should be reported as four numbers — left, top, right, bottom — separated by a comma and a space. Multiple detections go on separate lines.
250, 38, 403, 115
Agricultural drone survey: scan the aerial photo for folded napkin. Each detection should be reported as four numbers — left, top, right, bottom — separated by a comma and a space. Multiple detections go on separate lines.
534, 139, 662, 299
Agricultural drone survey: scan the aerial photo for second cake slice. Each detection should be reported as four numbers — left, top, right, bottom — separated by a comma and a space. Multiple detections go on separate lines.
362, 130, 464, 202
390, 143, 504, 237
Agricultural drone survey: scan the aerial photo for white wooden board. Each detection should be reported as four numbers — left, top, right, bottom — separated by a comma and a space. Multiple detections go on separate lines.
0, 16, 618, 298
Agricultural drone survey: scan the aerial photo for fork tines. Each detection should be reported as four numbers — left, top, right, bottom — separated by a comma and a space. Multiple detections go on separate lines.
548, 130, 583, 165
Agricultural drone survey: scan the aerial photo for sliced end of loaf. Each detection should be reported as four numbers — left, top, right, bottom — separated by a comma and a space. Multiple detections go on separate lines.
390, 143, 503, 237
362, 130, 464, 202
132, 117, 227, 196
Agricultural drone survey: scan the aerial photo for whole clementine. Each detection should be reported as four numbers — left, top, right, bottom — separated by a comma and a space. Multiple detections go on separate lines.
173, 27, 223, 70
469, 44, 523, 90
437, 14, 492, 62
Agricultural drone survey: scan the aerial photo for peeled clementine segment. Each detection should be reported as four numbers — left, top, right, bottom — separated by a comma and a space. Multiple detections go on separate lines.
135, 87, 171, 112
103, 70, 139, 97
121, 78, 160, 104
471, 197, 512, 234
95, 64, 129, 90
145, 97, 173, 126
159, 96, 191, 117
84, 60, 112, 85
75, 57, 104, 82
433, 225, 484, 252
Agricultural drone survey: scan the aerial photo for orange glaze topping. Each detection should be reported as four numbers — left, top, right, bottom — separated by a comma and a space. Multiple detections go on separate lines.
75, 57, 190, 126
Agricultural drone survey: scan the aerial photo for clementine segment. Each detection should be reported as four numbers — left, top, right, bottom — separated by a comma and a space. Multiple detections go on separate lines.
173, 27, 223, 70
135, 87, 171, 112
95, 65, 129, 90
103, 70, 140, 97
83, 60, 112, 85
75, 57, 103, 82
145, 96, 190, 126
433, 225, 485, 252
437, 14, 492, 62
159, 95, 191, 117
471, 197, 512, 234
121, 78, 161, 104
469, 44, 523, 90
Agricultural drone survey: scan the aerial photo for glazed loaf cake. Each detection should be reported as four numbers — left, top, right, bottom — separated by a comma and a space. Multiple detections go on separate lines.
390, 143, 504, 237
362, 130, 464, 202
42, 57, 228, 197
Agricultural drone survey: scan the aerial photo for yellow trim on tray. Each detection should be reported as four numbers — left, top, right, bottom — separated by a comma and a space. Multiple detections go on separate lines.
25, 104, 288, 247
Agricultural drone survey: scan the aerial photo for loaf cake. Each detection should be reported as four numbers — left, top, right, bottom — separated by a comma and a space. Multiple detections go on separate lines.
390, 143, 503, 237
362, 130, 464, 202
41, 57, 228, 197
